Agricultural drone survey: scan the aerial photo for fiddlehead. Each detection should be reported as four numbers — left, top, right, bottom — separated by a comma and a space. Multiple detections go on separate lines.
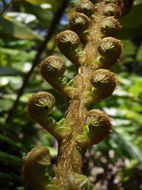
23, 0, 134, 189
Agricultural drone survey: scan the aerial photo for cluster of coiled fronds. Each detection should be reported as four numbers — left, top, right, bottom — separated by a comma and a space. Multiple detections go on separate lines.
22, 0, 133, 190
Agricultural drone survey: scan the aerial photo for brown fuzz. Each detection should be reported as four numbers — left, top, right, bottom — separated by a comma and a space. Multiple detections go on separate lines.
56, 30, 80, 59
92, 69, 117, 100
98, 37, 122, 61
40, 56, 65, 79
69, 12, 90, 33
67, 172, 93, 190
76, 0, 95, 17
27, 91, 55, 118
100, 17, 121, 37
103, 3, 121, 18
56, 30, 80, 49
86, 109, 113, 144
76, 109, 113, 148
22, 146, 50, 187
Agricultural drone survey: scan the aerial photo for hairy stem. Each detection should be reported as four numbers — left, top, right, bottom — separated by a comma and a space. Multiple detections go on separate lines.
54, 1, 117, 185
23, 0, 133, 189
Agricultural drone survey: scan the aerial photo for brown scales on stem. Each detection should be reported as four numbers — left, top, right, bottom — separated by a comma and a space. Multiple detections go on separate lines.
22, 0, 134, 189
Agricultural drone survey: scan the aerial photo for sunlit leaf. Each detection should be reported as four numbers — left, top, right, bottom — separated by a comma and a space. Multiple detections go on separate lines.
25, 0, 51, 4
0, 16, 43, 40
135, 0, 142, 5
137, 45, 142, 61
112, 132, 142, 163
21, 2, 53, 26
124, 110, 142, 125
0, 99, 13, 111
25, 0, 60, 10
122, 40, 136, 57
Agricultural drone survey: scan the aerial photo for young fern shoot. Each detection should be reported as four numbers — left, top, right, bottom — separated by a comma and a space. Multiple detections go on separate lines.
22, 0, 133, 189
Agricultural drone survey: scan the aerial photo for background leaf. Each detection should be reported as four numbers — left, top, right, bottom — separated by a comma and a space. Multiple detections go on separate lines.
0, 16, 43, 40
21, 2, 53, 26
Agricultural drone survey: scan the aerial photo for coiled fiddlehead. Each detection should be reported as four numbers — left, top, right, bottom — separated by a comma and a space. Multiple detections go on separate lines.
22, 0, 133, 189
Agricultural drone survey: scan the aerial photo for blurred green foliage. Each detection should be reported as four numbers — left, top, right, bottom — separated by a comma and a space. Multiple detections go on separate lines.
0, 0, 142, 189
